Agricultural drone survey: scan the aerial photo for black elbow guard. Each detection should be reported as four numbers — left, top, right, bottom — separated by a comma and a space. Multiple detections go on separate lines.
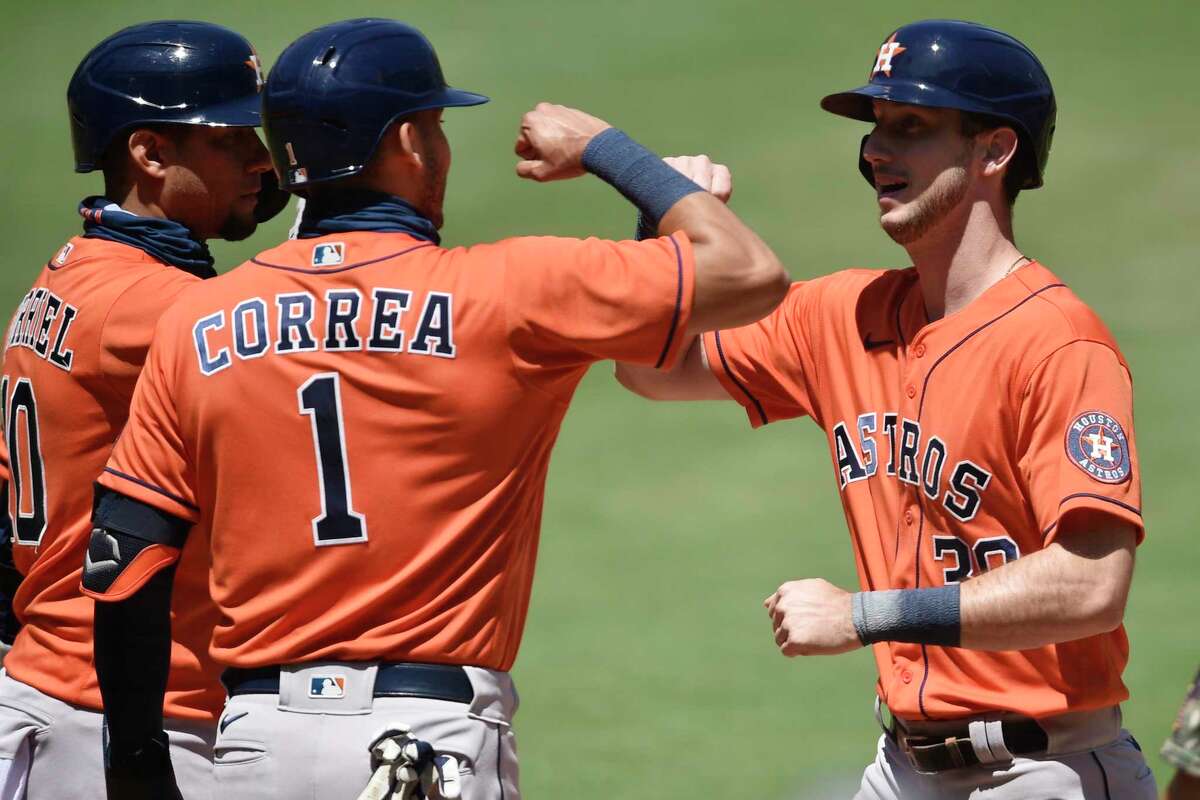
82, 489, 190, 600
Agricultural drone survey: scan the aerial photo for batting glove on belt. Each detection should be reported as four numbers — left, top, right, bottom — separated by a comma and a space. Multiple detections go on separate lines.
103, 733, 184, 800
356, 725, 462, 800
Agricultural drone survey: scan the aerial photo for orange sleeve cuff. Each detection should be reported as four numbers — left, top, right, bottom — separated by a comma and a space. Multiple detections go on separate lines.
81, 543, 181, 602
1043, 493, 1145, 546
652, 234, 697, 371
703, 330, 770, 428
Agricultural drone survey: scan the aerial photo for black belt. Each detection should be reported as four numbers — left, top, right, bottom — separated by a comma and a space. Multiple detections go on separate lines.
896, 717, 1049, 773
222, 662, 475, 704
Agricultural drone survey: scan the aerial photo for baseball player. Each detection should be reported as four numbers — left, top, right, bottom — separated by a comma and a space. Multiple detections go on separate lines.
617, 19, 1155, 799
0, 21, 283, 800
80, 18, 787, 799
1164, 668, 1200, 799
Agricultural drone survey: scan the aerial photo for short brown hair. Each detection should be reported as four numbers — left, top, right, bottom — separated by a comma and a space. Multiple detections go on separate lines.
100, 123, 192, 199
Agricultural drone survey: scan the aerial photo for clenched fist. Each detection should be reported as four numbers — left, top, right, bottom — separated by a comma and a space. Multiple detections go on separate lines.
514, 103, 611, 182
765, 578, 862, 657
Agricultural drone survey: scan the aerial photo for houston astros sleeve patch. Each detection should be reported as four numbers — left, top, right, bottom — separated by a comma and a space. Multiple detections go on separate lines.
1065, 410, 1131, 484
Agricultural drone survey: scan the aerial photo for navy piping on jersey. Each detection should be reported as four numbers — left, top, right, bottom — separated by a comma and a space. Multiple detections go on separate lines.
103, 468, 199, 512
1090, 751, 1113, 800
915, 508, 931, 718
653, 235, 686, 369
1041, 494, 1143, 538
250, 242, 435, 275
910, 281, 1067, 718
916, 284, 1067, 418
712, 331, 768, 426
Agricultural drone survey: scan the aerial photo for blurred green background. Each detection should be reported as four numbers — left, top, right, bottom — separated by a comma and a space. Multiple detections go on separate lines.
2, 1, 1196, 796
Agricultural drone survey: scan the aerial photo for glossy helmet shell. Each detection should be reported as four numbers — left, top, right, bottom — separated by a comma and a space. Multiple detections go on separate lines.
68, 20, 264, 173
262, 18, 488, 191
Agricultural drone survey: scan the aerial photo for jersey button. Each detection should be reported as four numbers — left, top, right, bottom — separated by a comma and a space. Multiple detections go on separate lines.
904, 510, 914, 525
915, 343, 926, 358
905, 384, 916, 398
901, 670, 913, 684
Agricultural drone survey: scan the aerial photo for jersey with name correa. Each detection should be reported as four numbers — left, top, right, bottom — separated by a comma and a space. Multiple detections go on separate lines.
97, 230, 694, 672
703, 263, 1142, 721
0, 237, 223, 720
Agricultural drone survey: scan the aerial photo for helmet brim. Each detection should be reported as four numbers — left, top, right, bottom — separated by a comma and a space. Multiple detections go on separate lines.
437, 87, 490, 109
820, 82, 1003, 123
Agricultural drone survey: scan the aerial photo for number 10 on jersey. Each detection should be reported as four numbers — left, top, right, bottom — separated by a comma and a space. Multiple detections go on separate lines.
298, 373, 368, 546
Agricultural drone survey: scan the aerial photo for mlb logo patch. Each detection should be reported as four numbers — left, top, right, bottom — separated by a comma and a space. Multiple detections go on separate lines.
290, 166, 309, 185
309, 675, 347, 698
312, 242, 345, 267
1065, 410, 1131, 484
54, 243, 74, 266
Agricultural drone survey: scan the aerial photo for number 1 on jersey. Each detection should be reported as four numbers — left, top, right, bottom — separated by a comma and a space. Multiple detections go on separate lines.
298, 373, 367, 546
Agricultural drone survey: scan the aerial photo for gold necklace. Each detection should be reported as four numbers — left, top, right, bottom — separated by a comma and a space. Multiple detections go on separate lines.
1005, 255, 1031, 276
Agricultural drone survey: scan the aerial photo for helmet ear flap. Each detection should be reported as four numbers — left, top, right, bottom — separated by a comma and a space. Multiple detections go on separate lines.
858, 135, 875, 187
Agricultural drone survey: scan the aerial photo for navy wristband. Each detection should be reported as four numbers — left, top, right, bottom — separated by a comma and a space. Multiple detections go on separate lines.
634, 213, 656, 241
852, 585, 962, 647
582, 128, 703, 227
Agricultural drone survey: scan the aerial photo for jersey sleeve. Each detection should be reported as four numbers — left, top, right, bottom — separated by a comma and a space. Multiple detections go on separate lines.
97, 312, 199, 524
503, 233, 695, 369
1017, 340, 1143, 544
98, 269, 198, 406
701, 281, 822, 428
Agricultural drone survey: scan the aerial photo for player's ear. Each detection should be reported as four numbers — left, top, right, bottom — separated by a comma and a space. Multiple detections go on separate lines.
981, 126, 1019, 179
396, 120, 424, 169
127, 129, 170, 181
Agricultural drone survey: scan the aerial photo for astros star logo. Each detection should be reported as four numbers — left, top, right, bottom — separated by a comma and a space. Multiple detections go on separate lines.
872, 33, 906, 78
1083, 430, 1116, 464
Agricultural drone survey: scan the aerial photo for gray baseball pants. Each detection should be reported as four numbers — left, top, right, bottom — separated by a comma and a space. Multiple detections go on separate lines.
213, 663, 519, 799
0, 672, 214, 800
855, 706, 1157, 799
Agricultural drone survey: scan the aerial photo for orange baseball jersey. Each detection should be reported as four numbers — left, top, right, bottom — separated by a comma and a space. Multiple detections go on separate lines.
97, 230, 694, 672
703, 262, 1142, 721
0, 237, 223, 721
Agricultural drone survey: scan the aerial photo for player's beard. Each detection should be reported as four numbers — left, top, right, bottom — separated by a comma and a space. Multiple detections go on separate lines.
421, 145, 447, 230
880, 165, 970, 245
217, 209, 258, 242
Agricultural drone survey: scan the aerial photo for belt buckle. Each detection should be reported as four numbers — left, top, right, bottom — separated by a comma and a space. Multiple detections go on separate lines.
898, 730, 977, 774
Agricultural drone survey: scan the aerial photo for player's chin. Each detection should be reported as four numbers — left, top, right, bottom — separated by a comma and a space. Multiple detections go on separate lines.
879, 209, 924, 245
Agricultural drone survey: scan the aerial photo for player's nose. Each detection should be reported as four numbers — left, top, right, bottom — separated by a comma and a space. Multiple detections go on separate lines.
246, 135, 272, 174
861, 128, 892, 167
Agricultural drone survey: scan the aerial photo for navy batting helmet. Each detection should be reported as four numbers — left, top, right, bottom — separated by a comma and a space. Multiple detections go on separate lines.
68, 21, 265, 173
821, 20, 1056, 190
263, 18, 489, 191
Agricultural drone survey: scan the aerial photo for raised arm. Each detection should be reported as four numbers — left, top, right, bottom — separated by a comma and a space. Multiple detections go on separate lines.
612, 155, 748, 401
515, 103, 789, 334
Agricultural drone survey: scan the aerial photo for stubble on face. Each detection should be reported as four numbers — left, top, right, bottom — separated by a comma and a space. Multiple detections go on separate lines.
417, 115, 449, 230
881, 162, 970, 245
217, 205, 258, 242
